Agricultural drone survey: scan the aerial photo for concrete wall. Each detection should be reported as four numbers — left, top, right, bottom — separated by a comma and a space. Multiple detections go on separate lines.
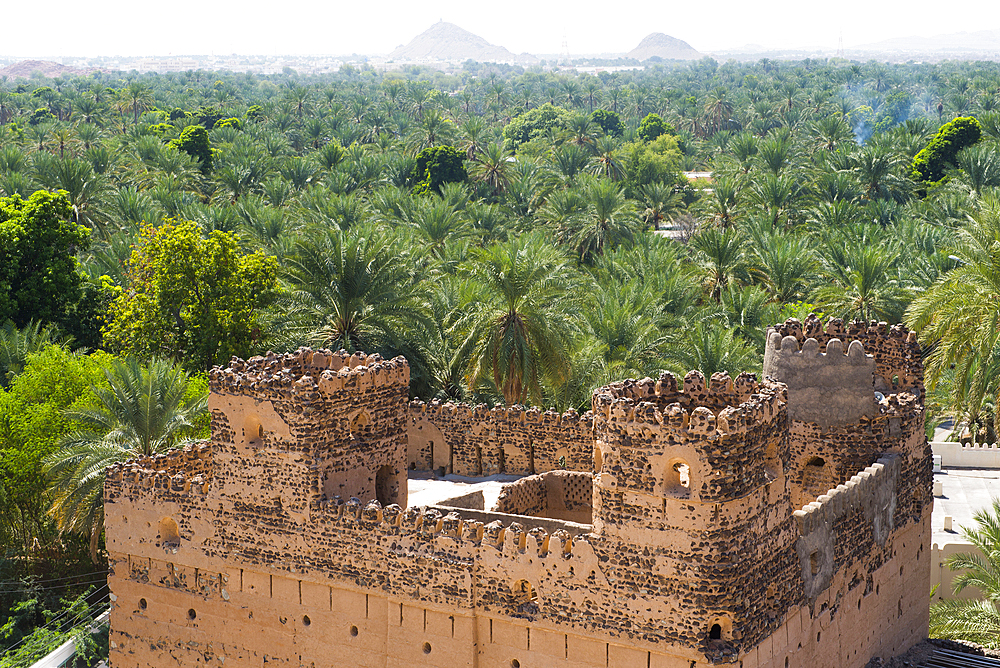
931, 441, 1000, 468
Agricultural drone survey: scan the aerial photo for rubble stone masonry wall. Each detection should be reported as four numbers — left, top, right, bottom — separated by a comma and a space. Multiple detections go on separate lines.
105, 329, 931, 668
407, 401, 594, 476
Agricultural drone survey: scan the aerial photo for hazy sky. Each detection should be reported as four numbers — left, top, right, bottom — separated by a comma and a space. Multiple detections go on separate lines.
4, 0, 998, 57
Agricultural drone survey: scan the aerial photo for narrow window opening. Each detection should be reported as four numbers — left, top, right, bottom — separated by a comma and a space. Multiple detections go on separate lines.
158, 517, 180, 549
709, 624, 722, 640
810, 551, 820, 576
375, 465, 397, 506
666, 459, 692, 498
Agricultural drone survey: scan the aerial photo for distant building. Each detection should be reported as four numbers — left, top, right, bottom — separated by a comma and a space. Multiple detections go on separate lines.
138, 58, 199, 73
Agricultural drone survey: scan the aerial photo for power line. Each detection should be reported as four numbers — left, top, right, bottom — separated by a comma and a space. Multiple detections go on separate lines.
0, 585, 109, 658
0, 577, 110, 594
0, 571, 109, 587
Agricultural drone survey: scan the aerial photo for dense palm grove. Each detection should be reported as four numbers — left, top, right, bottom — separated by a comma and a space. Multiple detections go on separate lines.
4, 57, 1000, 662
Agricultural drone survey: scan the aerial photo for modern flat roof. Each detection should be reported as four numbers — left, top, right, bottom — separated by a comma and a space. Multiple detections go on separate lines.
932, 467, 1000, 545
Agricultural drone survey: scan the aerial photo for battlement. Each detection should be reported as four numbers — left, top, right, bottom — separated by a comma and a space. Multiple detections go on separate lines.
407, 399, 595, 475
592, 371, 785, 438
105, 441, 214, 495
793, 454, 902, 601
793, 455, 901, 537
763, 332, 876, 428
310, 496, 584, 563
768, 315, 922, 399
208, 347, 410, 401
596, 369, 766, 411
409, 399, 593, 427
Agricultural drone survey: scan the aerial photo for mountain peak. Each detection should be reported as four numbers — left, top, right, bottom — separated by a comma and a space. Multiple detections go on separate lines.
627, 33, 701, 61
390, 22, 535, 63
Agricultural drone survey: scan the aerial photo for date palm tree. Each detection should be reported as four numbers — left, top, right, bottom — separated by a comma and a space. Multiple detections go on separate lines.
470, 142, 512, 197
930, 498, 1000, 647
121, 81, 154, 125
44, 357, 207, 561
283, 224, 431, 352
907, 196, 1000, 438
456, 233, 580, 406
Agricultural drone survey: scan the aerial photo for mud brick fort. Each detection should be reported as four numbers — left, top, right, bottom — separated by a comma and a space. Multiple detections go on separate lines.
103, 315, 931, 668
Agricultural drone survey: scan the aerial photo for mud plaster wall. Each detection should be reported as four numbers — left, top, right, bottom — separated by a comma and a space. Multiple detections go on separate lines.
209, 348, 410, 510
494, 471, 593, 523
408, 402, 593, 476
105, 342, 931, 668
767, 316, 924, 401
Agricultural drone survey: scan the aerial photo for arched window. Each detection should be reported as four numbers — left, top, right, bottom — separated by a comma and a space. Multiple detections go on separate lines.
707, 616, 732, 643
244, 414, 264, 449
158, 517, 180, 549
350, 410, 371, 438
665, 459, 692, 498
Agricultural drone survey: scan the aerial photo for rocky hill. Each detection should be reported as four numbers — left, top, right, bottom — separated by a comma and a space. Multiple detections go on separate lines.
0, 60, 97, 79
390, 21, 536, 64
627, 33, 702, 61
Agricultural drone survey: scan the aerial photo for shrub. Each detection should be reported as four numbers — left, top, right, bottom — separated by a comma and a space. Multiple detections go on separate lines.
637, 113, 675, 143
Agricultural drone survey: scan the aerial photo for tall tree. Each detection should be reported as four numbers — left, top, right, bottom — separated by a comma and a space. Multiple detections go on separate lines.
44, 357, 207, 560
457, 234, 580, 405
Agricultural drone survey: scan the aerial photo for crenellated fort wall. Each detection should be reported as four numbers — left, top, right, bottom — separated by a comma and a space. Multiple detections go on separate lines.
407, 401, 594, 476
104, 318, 932, 668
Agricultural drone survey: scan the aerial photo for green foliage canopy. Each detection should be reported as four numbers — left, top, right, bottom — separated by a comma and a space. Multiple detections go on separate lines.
637, 113, 674, 143
0, 191, 90, 328
169, 124, 213, 173
912, 116, 982, 185
412, 145, 468, 195
104, 220, 278, 371
502, 103, 573, 152
590, 109, 625, 138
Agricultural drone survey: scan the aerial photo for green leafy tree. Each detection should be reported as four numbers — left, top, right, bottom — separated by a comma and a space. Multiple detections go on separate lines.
0, 345, 109, 558
501, 103, 573, 152
213, 116, 243, 131
169, 125, 213, 174
0, 191, 90, 328
637, 113, 674, 142
44, 357, 208, 560
104, 220, 278, 371
912, 116, 982, 185
412, 145, 468, 195
590, 109, 625, 138
618, 134, 684, 197
27, 108, 55, 126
